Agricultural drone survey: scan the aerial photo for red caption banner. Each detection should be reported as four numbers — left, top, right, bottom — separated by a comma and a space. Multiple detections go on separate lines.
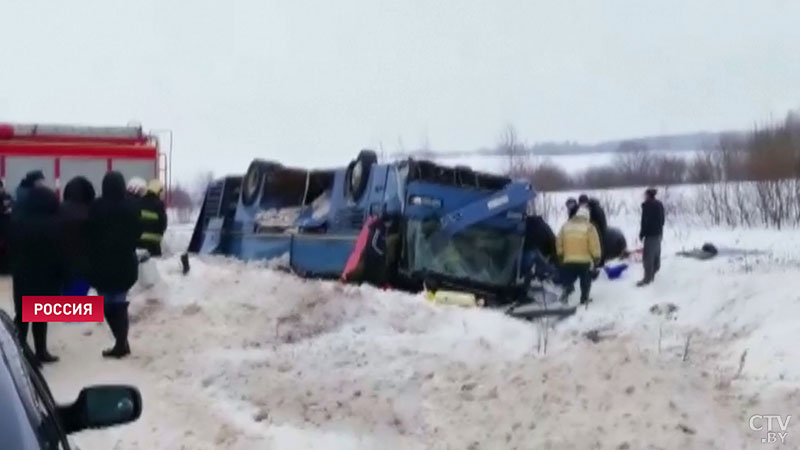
22, 296, 104, 323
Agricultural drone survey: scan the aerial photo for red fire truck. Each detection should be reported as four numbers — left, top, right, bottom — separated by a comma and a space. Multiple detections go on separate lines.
0, 122, 170, 201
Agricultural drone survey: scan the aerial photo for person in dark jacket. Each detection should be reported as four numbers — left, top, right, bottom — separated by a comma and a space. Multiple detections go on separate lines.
60, 177, 96, 296
14, 170, 46, 210
9, 186, 62, 364
579, 194, 608, 266
565, 198, 578, 219
637, 187, 665, 286
138, 179, 168, 257
0, 180, 12, 273
87, 172, 142, 358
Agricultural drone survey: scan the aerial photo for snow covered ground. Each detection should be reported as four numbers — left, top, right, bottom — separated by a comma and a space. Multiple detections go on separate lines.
2, 203, 800, 449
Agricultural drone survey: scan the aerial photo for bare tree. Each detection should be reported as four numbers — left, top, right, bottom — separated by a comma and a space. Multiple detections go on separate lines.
498, 124, 529, 177
526, 162, 573, 191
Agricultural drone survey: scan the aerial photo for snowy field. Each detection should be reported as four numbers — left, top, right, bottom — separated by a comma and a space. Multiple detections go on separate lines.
2, 191, 800, 449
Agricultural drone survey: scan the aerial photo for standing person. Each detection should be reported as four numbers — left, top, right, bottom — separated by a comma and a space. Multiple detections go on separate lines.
9, 186, 62, 364
565, 197, 578, 219
579, 194, 608, 266
637, 187, 665, 287
14, 170, 46, 211
138, 179, 168, 257
0, 180, 12, 273
556, 205, 602, 304
59, 177, 96, 296
87, 172, 142, 358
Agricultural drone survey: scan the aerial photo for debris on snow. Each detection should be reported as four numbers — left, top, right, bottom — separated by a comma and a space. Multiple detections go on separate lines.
649, 302, 679, 318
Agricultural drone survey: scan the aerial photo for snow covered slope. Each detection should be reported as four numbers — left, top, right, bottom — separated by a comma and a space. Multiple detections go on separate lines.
1, 219, 799, 449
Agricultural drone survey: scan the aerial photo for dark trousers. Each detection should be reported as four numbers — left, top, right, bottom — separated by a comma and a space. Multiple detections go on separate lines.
101, 293, 130, 350
643, 235, 662, 282
561, 262, 592, 301
12, 276, 50, 355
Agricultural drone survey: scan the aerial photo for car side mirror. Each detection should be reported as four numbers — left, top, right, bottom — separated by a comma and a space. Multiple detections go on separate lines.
58, 385, 142, 434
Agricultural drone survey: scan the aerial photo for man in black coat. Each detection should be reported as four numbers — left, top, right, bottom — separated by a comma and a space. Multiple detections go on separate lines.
579, 194, 608, 266
87, 172, 142, 358
9, 186, 62, 364
637, 187, 665, 286
60, 177, 96, 296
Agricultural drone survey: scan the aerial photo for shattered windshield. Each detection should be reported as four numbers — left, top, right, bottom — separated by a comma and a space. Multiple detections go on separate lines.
405, 219, 522, 286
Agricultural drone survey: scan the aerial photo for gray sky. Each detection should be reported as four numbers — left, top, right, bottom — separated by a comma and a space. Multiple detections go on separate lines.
2, 0, 799, 182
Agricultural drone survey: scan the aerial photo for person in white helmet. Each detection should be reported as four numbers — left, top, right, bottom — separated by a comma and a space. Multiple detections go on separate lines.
126, 177, 147, 199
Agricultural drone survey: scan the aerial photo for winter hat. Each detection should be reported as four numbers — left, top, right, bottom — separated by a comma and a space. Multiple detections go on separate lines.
575, 205, 591, 220
20, 170, 45, 188
63, 176, 96, 205
645, 187, 657, 198
103, 171, 128, 201
578, 194, 589, 204
26, 186, 59, 215
565, 197, 577, 207
126, 177, 147, 196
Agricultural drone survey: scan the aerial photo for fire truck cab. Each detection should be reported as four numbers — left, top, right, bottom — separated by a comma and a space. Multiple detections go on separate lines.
0, 122, 166, 198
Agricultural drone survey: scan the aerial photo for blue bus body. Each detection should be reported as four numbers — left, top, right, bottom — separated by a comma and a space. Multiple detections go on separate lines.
188, 151, 535, 303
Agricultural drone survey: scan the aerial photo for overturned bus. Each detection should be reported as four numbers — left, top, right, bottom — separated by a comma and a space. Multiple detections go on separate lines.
189, 150, 570, 315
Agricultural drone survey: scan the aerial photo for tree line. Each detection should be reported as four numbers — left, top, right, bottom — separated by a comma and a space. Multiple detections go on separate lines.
506, 112, 800, 227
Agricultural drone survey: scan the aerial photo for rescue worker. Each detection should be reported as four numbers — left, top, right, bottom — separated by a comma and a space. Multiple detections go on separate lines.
87, 172, 142, 358
556, 205, 602, 304
578, 194, 608, 266
9, 185, 62, 364
138, 179, 168, 257
638, 187, 665, 286
0, 180, 12, 273
59, 177, 96, 296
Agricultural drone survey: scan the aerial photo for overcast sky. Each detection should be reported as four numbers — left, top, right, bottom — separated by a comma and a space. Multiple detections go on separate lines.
2, 0, 799, 181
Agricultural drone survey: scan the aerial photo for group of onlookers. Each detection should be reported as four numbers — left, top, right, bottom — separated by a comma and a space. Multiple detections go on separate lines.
0, 170, 167, 365
554, 188, 665, 303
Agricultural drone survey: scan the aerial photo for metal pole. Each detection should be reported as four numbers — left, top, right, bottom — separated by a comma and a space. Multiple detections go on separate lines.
151, 129, 173, 205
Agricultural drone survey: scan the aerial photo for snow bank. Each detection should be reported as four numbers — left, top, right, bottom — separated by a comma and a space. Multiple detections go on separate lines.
2, 216, 800, 448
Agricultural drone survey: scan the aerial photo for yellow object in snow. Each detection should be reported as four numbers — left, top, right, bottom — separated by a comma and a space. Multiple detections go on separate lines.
425, 290, 482, 308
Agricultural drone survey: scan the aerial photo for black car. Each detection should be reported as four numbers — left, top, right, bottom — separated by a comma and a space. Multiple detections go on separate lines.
0, 311, 142, 449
